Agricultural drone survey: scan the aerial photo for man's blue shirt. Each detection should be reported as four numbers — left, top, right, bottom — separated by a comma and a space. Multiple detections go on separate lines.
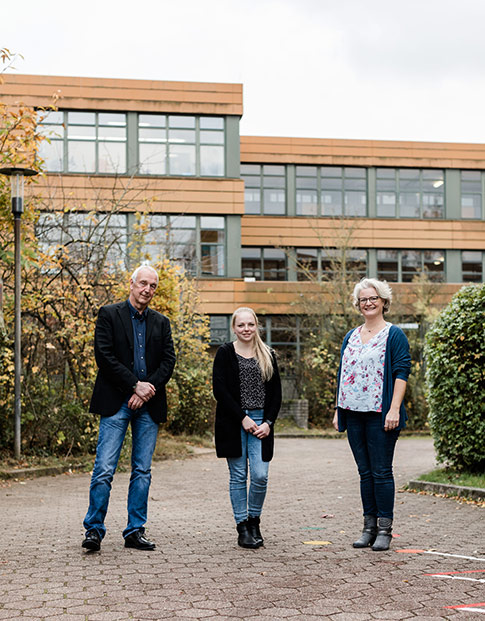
127, 299, 148, 382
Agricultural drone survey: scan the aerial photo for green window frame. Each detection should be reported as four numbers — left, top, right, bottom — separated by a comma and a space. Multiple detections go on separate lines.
36, 212, 226, 277
142, 214, 226, 276
38, 110, 127, 174
462, 251, 483, 282
241, 247, 287, 280
376, 249, 445, 281
296, 166, 367, 217
461, 171, 482, 219
241, 164, 286, 215
296, 247, 367, 281
36, 211, 128, 267
376, 168, 444, 218
138, 114, 225, 177
209, 316, 231, 345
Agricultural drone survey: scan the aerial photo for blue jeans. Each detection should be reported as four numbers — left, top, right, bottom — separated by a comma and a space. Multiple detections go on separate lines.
226, 409, 269, 524
345, 410, 399, 520
83, 400, 159, 539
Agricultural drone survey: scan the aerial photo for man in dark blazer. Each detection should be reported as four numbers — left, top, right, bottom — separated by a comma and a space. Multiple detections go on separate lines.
82, 265, 176, 552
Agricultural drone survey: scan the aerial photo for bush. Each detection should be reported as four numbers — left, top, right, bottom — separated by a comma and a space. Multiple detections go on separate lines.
138, 260, 214, 437
424, 284, 485, 471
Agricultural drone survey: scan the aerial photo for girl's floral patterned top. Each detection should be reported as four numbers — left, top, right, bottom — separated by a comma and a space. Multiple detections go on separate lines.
338, 323, 391, 412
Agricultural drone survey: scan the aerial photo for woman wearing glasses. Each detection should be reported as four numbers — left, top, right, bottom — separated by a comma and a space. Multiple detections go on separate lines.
333, 278, 410, 551
213, 307, 282, 549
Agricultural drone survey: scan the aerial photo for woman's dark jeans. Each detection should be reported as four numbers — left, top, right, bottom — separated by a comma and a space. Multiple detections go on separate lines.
345, 410, 399, 519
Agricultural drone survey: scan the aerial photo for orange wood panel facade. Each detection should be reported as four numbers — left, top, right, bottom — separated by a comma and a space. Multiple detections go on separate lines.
240, 216, 485, 250
241, 136, 485, 169
2, 74, 243, 116
33, 175, 245, 215
197, 279, 462, 315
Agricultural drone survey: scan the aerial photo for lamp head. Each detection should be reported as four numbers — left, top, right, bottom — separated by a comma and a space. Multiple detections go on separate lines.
0, 167, 38, 216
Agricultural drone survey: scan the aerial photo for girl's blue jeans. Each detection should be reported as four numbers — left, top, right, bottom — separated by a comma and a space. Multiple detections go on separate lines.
345, 410, 399, 520
226, 409, 269, 524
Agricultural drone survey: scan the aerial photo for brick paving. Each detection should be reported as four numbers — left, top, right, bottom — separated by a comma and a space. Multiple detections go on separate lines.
1, 437, 484, 620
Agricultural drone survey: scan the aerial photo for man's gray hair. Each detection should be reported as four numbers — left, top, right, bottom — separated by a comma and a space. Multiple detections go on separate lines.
352, 277, 393, 314
130, 264, 159, 284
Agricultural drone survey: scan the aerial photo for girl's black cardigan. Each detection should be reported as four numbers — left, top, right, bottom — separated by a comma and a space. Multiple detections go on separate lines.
212, 342, 282, 461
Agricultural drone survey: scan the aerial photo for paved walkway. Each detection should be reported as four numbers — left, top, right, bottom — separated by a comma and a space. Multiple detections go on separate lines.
1, 437, 484, 620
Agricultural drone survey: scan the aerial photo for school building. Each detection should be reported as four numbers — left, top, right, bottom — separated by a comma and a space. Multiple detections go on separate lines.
2, 73, 485, 351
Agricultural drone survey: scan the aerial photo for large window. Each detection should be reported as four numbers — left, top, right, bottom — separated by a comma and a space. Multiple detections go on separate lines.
296, 248, 367, 281
36, 211, 128, 267
376, 168, 444, 218
38, 111, 225, 177
209, 316, 230, 345
36, 213, 225, 277
241, 165, 286, 215
296, 166, 367, 217
142, 215, 225, 276
462, 251, 483, 282
38, 111, 127, 174
138, 115, 225, 177
241, 248, 286, 280
209, 314, 298, 351
461, 171, 482, 219
377, 249, 445, 282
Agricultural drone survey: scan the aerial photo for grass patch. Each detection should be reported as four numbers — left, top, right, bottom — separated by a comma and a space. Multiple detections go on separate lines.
418, 468, 485, 489
153, 430, 213, 461
0, 431, 213, 475
0, 453, 92, 472
274, 419, 338, 436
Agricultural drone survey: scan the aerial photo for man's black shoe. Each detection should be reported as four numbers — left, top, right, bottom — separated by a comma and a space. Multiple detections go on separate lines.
124, 531, 156, 550
82, 530, 101, 551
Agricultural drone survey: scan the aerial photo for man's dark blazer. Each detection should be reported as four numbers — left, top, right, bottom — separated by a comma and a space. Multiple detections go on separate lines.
89, 301, 176, 423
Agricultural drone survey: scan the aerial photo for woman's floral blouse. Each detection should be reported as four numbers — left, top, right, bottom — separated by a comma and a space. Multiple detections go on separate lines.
338, 323, 391, 412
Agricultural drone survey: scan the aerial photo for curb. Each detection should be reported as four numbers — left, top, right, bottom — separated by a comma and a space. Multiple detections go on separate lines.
0, 463, 91, 481
275, 433, 339, 439
0, 449, 216, 482
407, 479, 485, 501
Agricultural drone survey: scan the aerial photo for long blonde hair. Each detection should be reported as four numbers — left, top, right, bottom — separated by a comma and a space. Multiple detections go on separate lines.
231, 307, 274, 382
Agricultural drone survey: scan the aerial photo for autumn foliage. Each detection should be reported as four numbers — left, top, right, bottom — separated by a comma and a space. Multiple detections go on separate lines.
0, 49, 214, 457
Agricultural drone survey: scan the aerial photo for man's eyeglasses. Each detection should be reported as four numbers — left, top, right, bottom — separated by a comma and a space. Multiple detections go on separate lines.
358, 296, 379, 305
136, 280, 157, 291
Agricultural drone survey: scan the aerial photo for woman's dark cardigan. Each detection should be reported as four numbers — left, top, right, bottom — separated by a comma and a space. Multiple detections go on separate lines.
212, 342, 282, 462
336, 324, 411, 431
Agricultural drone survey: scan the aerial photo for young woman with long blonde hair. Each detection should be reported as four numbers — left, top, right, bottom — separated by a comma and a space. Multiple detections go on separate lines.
212, 307, 282, 548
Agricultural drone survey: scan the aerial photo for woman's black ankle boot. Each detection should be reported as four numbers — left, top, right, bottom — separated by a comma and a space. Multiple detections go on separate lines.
353, 515, 377, 548
372, 517, 393, 551
247, 515, 263, 547
236, 520, 259, 549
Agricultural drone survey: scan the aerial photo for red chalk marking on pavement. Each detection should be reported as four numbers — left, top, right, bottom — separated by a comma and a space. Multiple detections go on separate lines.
391, 533, 401, 538
445, 603, 485, 610
396, 548, 425, 553
425, 570, 485, 576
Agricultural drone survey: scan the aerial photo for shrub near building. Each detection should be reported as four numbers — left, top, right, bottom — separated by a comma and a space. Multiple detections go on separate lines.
425, 284, 485, 472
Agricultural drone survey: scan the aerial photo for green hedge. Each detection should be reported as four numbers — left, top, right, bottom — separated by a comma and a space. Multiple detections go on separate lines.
424, 284, 485, 471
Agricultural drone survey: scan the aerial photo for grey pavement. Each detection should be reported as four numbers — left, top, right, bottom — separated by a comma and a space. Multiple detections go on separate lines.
1, 437, 484, 620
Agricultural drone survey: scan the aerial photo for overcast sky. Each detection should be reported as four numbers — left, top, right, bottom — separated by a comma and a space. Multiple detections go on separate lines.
3, 0, 485, 143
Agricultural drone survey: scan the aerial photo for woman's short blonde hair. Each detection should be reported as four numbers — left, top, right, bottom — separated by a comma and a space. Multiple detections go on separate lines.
352, 278, 393, 314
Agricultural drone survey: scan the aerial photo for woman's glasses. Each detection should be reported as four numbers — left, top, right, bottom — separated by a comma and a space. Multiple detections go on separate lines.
358, 296, 379, 305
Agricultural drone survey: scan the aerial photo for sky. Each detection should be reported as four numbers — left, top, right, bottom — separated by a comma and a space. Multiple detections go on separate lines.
3, 0, 485, 144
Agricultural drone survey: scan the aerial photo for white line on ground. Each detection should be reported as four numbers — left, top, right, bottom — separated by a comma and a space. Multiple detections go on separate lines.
425, 551, 485, 562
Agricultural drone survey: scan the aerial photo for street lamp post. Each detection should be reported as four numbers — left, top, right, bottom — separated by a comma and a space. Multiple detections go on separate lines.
0, 167, 38, 459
